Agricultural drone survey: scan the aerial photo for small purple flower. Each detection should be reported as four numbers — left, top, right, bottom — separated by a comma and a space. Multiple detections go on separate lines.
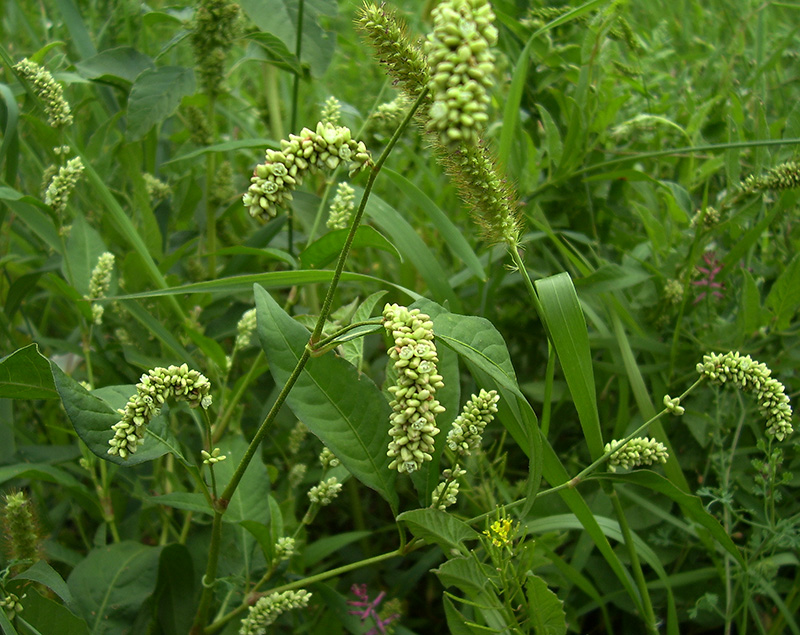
347, 584, 400, 635
692, 252, 725, 303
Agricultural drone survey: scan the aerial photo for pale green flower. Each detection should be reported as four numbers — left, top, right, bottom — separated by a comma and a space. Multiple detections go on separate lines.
13, 58, 72, 127
307, 477, 342, 505
605, 437, 668, 472
239, 589, 311, 635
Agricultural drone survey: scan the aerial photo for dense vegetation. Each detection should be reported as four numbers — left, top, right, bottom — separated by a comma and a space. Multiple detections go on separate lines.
0, 0, 798, 633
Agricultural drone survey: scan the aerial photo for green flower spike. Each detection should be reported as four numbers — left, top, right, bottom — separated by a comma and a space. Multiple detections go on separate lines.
383, 304, 445, 474
243, 122, 371, 221
44, 157, 84, 216
13, 58, 73, 127
86, 252, 115, 325
447, 388, 499, 456
307, 477, 343, 505
327, 181, 356, 230
425, 0, 498, 148
697, 351, 793, 441
108, 364, 212, 459
742, 161, 800, 193
431, 464, 466, 510
605, 437, 669, 472
234, 308, 257, 350
2, 491, 42, 566
239, 589, 312, 635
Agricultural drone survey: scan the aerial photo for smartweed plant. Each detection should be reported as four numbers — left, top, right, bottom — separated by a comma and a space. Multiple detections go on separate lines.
0, 0, 797, 634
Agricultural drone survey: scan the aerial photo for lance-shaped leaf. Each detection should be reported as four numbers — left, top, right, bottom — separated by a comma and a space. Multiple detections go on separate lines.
254, 285, 398, 513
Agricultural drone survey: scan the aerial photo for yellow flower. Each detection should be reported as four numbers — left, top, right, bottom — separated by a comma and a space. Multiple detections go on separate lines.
484, 518, 515, 547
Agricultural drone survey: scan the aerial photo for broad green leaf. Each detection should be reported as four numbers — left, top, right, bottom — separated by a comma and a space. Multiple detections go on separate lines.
299, 225, 401, 270
240, 0, 335, 77
535, 273, 603, 460
67, 542, 161, 635
16, 588, 88, 635
382, 169, 485, 282
255, 285, 399, 512
52, 364, 180, 466
765, 251, 800, 330
526, 574, 567, 635
443, 596, 483, 635
434, 557, 492, 596
245, 32, 303, 75
0, 344, 58, 399
148, 492, 212, 516
397, 509, 479, 553
0, 607, 16, 635
153, 544, 195, 635
75, 47, 154, 87
13, 561, 73, 606
594, 471, 745, 566
214, 436, 271, 525
303, 531, 372, 567
126, 66, 195, 141
63, 214, 108, 296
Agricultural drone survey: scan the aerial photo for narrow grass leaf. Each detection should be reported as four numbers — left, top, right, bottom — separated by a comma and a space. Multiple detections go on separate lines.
0, 83, 19, 184
535, 273, 603, 459
383, 168, 485, 282
255, 285, 399, 512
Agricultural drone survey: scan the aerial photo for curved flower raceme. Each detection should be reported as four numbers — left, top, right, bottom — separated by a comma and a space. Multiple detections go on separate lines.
605, 437, 669, 472
13, 58, 73, 128
425, 0, 498, 148
383, 304, 445, 473
243, 122, 371, 221
447, 388, 499, 456
697, 351, 793, 441
239, 590, 312, 635
108, 364, 212, 459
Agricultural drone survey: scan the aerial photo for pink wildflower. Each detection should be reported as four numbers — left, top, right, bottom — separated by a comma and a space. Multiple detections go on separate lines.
692, 252, 725, 303
347, 584, 400, 635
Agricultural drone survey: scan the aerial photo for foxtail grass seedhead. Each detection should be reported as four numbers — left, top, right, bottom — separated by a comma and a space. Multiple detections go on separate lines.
357, 3, 431, 103
108, 364, 212, 458
741, 161, 800, 193
697, 352, 793, 441
327, 181, 356, 230
383, 304, 445, 473
13, 58, 73, 127
243, 122, 371, 221
240, 589, 312, 635
605, 437, 669, 472
2, 491, 43, 567
425, 0, 497, 148
439, 142, 522, 247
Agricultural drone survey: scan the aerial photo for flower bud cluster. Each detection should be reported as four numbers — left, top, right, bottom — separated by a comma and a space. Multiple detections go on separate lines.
201, 447, 227, 465
326, 182, 355, 230
143, 173, 171, 204
239, 589, 312, 635
663, 278, 683, 305
697, 352, 793, 441
273, 536, 296, 562
288, 421, 308, 455
367, 95, 409, 137
0, 593, 24, 620
307, 477, 343, 505
357, 3, 431, 102
742, 161, 800, 193
319, 446, 340, 469
45, 157, 84, 216
663, 394, 685, 416
431, 464, 466, 510
243, 122, 371, 221
605, 437, 668, 472
383, 304, 445, 474
2, 491, 42, 566
108, 364, 213, 459
321, 96, 342, 125
288, 463, 307, 488
234, 308, 257, 350
447, 389, 499, 456
425, 0, 498, 148
86, 252, 115, 325
13, 58, 73, 127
